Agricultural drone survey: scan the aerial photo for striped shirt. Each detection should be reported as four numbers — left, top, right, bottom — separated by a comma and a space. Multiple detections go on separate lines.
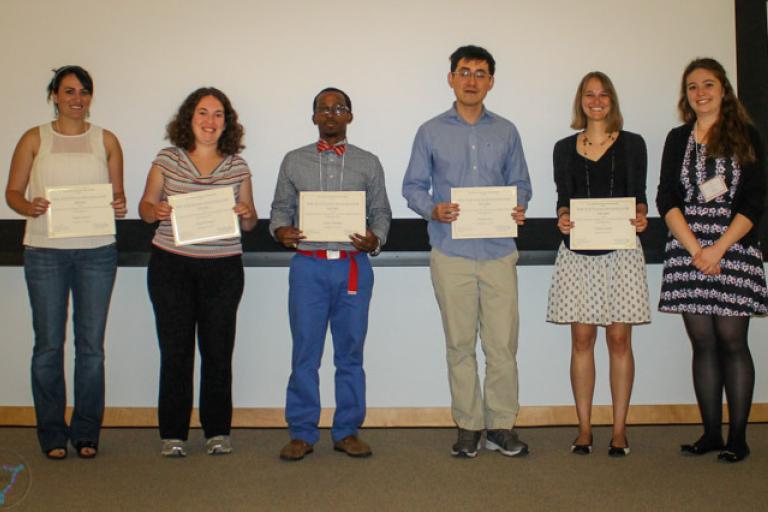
151, 147, 251, 258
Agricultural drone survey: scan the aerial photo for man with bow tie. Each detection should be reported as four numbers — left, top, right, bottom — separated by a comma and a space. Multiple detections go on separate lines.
270, 87, 391, 461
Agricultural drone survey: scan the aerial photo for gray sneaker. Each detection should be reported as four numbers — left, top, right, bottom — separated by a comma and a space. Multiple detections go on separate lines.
451, 428, 482, 458
486, 429, 529, 457
161, 439, 187, 458
206, 435, 233, 455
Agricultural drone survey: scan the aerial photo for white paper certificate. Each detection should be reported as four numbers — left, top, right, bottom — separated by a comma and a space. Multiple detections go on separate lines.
169, 187, 240, 246
451, 186, 518, 239
45, 184, 115, 239
570, 197, 636, 250
299, 191, 366, 242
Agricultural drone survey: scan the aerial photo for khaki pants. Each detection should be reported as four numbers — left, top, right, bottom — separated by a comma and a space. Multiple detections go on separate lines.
430, 248, 520, 430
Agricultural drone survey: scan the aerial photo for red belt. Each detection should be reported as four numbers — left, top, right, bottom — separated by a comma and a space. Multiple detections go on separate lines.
297, 250, 361, 295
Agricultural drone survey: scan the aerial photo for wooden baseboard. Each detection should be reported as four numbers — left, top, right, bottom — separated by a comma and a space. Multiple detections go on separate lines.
1, 404, 766, 428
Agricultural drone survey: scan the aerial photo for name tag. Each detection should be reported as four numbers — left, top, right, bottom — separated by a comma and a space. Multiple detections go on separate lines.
700, 176, 728, 202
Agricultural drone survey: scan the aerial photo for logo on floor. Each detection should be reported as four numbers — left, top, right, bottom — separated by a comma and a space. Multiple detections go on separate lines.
0, 450, 30, 509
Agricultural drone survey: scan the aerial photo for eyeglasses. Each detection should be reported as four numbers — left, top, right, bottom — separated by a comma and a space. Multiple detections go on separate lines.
452, 69, 491, 81
315, 104, 351, 117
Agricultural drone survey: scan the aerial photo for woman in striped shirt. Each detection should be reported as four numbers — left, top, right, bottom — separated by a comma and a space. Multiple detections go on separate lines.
139, 87, 257, 457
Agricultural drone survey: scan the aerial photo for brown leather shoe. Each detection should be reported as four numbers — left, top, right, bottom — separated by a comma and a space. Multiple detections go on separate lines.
279, 439, 314, 461
333, 435, 372, 458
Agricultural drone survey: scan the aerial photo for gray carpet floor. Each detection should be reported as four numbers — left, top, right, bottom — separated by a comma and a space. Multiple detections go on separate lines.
1, 425, 766, 511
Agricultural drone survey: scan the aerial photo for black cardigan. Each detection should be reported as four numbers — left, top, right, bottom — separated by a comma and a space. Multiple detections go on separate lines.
655, 124, 766, 245
552, 130, 648, 255
553, 130, 648, 211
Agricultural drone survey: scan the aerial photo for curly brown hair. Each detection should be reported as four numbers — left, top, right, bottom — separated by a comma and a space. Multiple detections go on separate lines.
678, 58, 755, 164
166, 87, 245, 155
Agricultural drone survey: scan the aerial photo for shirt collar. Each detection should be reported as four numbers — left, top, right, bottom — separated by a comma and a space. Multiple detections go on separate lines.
317, 138, 348, 147
446, 102, 494, 125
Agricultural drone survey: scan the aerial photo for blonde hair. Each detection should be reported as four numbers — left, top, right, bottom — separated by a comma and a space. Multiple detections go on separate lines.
570, 71, 623, 132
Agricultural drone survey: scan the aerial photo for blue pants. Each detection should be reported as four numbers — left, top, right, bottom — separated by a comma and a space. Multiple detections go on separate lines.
24, 244, 117, 452
286, 252, 373, 444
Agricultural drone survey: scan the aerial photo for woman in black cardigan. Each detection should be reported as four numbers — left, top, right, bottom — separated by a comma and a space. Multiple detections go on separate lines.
656, 58, 767, 462
547, 72, 650, 457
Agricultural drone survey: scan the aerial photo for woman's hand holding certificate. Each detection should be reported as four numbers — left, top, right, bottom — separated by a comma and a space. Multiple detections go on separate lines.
168, 186, 240, 246
45, 184, 116, 239
569, 197, 636, 250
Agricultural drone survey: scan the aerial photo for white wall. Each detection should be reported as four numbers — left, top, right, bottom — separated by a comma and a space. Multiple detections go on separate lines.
1, 265, 766, 408
0, 0, 737, 218
2, 1, 765, 410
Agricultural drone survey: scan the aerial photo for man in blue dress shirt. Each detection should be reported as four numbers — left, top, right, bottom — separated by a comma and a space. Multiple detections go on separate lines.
403, 45, 533, 458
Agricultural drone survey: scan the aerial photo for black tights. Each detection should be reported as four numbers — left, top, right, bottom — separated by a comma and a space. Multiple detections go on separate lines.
682, 313, 754, 448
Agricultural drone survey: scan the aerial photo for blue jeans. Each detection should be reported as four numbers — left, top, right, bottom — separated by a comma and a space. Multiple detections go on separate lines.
24, 244, 117, 452
286, 252, 373, 444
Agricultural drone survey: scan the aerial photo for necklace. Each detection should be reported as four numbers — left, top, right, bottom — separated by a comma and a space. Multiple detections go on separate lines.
582, 132, 615, 152
584, 148, 615, 199
582, 132, 615, 158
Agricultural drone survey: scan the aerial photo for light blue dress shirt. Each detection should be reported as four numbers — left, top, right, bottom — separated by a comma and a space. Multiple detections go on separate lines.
402, 105, 533, 260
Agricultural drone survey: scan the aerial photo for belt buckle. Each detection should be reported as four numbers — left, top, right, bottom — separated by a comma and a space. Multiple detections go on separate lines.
326, 250, 340, 260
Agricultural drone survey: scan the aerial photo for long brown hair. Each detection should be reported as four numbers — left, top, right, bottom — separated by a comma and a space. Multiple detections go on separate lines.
678, 58, 755, 164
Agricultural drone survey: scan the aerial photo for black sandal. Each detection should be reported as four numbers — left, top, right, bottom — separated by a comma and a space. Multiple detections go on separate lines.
45, 447, 68, 460
74, 441, 98, 459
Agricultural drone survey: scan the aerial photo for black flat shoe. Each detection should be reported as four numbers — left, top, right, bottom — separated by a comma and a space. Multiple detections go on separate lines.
570, 435, 593, 455
608, 437, 630, 457
680, 436, 725, 456
717, 444, 750, 463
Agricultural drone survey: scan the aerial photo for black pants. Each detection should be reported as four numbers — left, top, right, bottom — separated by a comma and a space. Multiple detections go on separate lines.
148, 247, 244, 440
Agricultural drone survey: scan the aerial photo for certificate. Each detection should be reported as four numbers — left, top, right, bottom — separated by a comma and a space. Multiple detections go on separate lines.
169, 187, 240, 246
570, 197, 636, 250
45, 184, 115, 239
299, 191, 366, 242
451, 186, 517, 239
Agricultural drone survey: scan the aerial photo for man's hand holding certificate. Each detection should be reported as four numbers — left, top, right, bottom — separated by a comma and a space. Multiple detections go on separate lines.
169, 187, 240, 246
299, 191, 366, 242
450, 186, 518, 239
45, 184, 116, 239
569, 197, 636, 250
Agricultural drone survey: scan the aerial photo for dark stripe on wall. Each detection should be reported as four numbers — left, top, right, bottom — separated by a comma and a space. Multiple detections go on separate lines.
735, 0, 768, 254
0, 218, 671, 267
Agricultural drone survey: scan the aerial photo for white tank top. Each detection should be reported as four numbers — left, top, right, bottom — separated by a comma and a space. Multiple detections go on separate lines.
23, 122, 115, 249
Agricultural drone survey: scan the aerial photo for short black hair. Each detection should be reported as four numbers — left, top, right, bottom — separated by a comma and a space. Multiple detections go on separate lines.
450, 45, 495, 76
312, 87, 352, 113
47, 65, 94, 100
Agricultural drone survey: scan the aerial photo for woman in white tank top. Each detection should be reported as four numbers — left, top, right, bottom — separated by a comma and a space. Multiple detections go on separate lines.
5, 66, 126, 460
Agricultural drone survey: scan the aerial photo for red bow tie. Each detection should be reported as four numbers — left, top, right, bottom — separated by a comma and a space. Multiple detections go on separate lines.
317, 140, 346, 156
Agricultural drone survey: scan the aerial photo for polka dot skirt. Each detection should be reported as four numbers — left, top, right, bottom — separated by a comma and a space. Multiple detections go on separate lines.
546, 241, 651, 325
